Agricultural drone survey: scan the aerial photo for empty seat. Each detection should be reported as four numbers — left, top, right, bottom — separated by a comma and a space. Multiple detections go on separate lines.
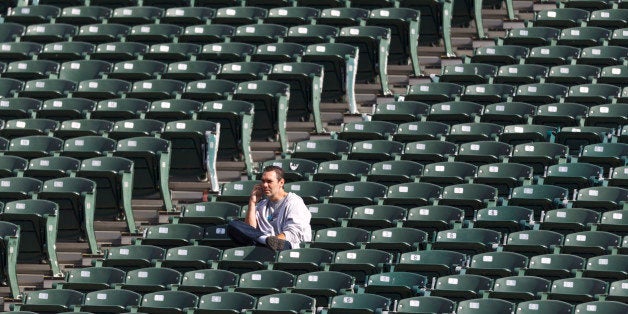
336, 121, 397, 142
543, 163, 603, 196
249, 293, 315, 314
455, 141, 510, 165
348, 140, 404, 164
566, 83, 621, 106
508, 185, 569, 218
558, 26, 610, 47
474, 205, 533, 234
98, 245, 165, 271
108, 6, 163, 25
273, 247, 334, 275
119, 267, 181, 293
481, 102, 535, 126
284, 181, 333, 204
0, 42, 42, 62
216, 62, 272, 83
585, 103, 628, 129
574, 301, 628, 314
0, 155, 27, 177
194, 291, 256, 314
0, 97, 40, 120
0, 118, 58, 139
547, 64, 600, 86
582, 254, 628, 282
5, 5, 60, 24
366, 160, 423, 186
433, 228, 501, 255
365, 271, 427, 301
235, 269, 295, 297
310, 227, 370, 251
515, 300, 574, 314
78, 288, 141, 313
161, 245, 221, 272
264, 7, 319, 27
474, 163, 533, 197
291, 270, 354, 308
213, 6, 267, 25
371, 101, 430, 123
533, 8, 589, 28
503, 230, 565, 258
607, 279, 628, 302
562, 230, 620, 257
547, 277, 607, 303
307, 203, 352, 230
427, 101, 484, 126
525, 253, 585, 280
471, 45, 529, 66
231, 24, 287, 44
488, 275, 551, 302
540, 208, 600, 235
328, 181, 387, 206
4, 60, 59, 80
285, 24, 338, 45
57, 5, 112, 25
430, 274, 493, 301
141, 223, 204, 249
176, 201, 240, 227
74, 23, 130, 43
395, 296, 456, 314
596, 209, 628, 235
578, 45, 628, 66
216, 246, 276, 275
108, 60, 166, 82
466, 251, 528, 279
598, 65, 628, 86
19, 78, 76, 99
7, 135, 63, 159
92, 98, 149, 121
91, 41, 149, 61
419, 161, 477, 186
176, 269, 237, 295
439, 63, 497, 86
15, 289, 83, 313
179, 24, 234, 44
509, 142, 568, 175
145, 99, 202, 123
326, 293, 391, 314
404, 205, 464, 234
56, 266, 125, 292
404, 82, 464, 105
456, 298, 515, 314
137, 290, 198, 314
182, 79, 236, 101
578, 143, 628, 176
37, 97, 95, 122
61, 135, 116, 160
126, 23, 182, 44
345, 205, 406, 231
438, 183, 497, 218
494, 64, 548, 85
394, 122, 451, 143
383, 182, 442, 208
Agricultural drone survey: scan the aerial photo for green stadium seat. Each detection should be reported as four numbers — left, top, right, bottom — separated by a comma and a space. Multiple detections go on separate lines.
371, 101, 430, 123
143, 43, 201, 62
57, 5, 112, 25
588, 9, 628, 28
37, 97, 95, 122
598, 65, 628, 86
56, 266, 125, 292
543, 163, 603, 196
595, 209, 627, 235
213, 6, 267, 25
533, 8, 589, 28
284, 24, 337, 46
119, 267, 181, 293
231, 24, 287, 44
345, 205, 406, 230
503, 230, 565, 258
508, 185, 569, 218
474, 163, 533, 197
161, 245, 221, 272
98, 245, 166, 271
161, 119, 219, 185
461, 84, 516, 105
15, 289, 84, 313
466, 251, 528, 279
438, 183, 497, 218
0, 23, 25, 42
233, 80, 290, 152
494, 64, 547, 85
140, 224, 204, 249
3, 60, 58, 80
4, 5, 60, 24
574, 301, 628, 314
176, 269, 237, 295
473, 205, 533, 233
21, 23, 76, 43
145, 99, 201, 123
137, 290, 198, 314
267, 62, 324, 132
540, 208, 600, 235
126, 79, 185, 100
251, 43, 305, 65
310, 227, 370, 251
607, 279, 628, 303
427, 101, 483, 126
108, 60, 166, 82
324, 293, 391, 314
430, 274, 493, 301
336, 121, 397, 143
0, 42, 42, 62
193, 291, 256, 314
108, 6, 163, 25
610, 27, 628, 45
557, 26, 610, 47
235, 269, 295, 297
74, 23, 130, 43
6, 135, 63, 159
367, 8, 422, 76
546, 65, 599, 86
488, 275, 551, 302
394, 249, 466, 277
216, 62, 272, 83
348, 140, 404, 163
526, 46, 580, 66
562, 230, 620, 257
582, 254, 628, 282
126, 23, 182, 44
404, 205, 464, 234
394, 296, 456, 314
500, 124, 558, 145
515, 300, 573, 314
555, 126, 611, 156
291, 270, 353, 308
92, 98, 149, 122
525, 253, 585, 280
0, 118, 58, 139
160, 6, 211, 25
578, 143, 628, 176
56, 118, 113, 139
502, 27, 560, 47
113, 137, 173, 211
301, 43, 359, 112
383, 182, 442, 208
264, 7, 319, 27
175, 201, 240, 227
61, 135, 116, 160
19, 78, 76, 99
404, 82, 463, 105
161, 61, 220, 82
78, 288, 141, 313
471, 45, 529, 66
420, 161, 477, 186
182, 79, 236, 102
273, 247, 334, 275
216, 246, 276, 275
480, 102, 536, 126
395, 123, 451, 143
547, 277, 607, 303
336, 26, 392, 95
316, 7, 368, 27
566, 83, 621, 106
0, 155, 27, 178
179, 24, 233, 44
456, 298, 515, 314
509, 142, 568, 175
91, 42, 148, 61
585, 104, 628, 129
365, 271, 427, 300
215, 180, 259, 205
0, 177, 41, 203
366, 227, 428, 254
0, 221, 20, 298
433, 228, 501, 255
0, 97, 40, 120
328, 181, 387, 206
578, 45, 628, 66
454, 141, 511, 165
24, 156, 79, 181
249, 293, 315, 314
307, 203, 352, 230
439, 63, 497, 86
366, 160, 424, 186
284, 180, 333, 204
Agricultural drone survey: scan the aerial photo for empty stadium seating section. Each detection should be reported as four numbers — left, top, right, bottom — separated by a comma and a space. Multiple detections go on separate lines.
0, 0, 626, 313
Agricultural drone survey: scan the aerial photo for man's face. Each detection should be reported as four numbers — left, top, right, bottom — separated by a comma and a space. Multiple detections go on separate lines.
261, 170, 284, 201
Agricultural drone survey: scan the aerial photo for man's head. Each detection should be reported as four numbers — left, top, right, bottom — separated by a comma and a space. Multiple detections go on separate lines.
260, 165, 286, 201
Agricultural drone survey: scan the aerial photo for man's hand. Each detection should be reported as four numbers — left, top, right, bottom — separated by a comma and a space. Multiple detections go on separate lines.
250, 183, 263, 204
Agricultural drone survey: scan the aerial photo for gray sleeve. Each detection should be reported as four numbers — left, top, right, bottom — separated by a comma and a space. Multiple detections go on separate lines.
280, 195, 311, 247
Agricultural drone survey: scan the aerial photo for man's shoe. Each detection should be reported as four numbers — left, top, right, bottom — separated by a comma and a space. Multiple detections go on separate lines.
266, 236, 289, 251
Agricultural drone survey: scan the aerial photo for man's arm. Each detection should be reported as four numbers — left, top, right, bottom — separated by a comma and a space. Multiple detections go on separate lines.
244, 184, 262, 228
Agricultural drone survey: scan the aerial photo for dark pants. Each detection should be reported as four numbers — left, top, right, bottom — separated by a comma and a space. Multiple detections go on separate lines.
226, 220, 291, 249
